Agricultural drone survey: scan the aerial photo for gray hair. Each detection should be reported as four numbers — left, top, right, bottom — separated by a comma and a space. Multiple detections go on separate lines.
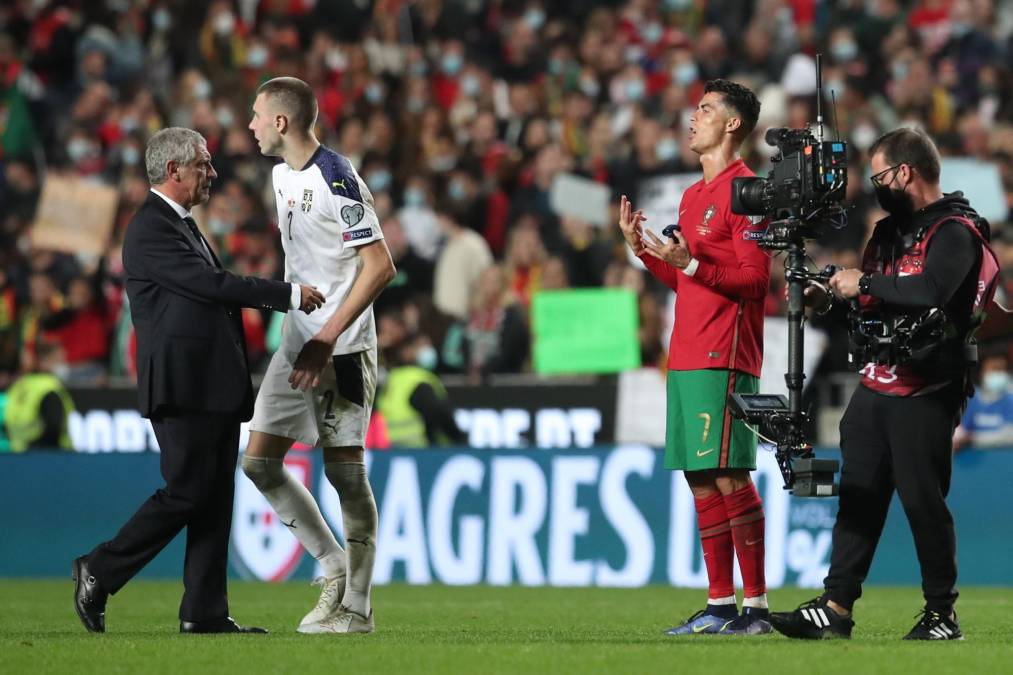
145, 127, 207, 185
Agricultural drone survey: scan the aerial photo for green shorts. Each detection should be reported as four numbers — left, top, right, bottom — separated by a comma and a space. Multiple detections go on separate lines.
665, 369, 759, 471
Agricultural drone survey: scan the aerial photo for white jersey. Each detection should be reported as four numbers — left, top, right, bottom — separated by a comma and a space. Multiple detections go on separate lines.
272, 146, 383, 355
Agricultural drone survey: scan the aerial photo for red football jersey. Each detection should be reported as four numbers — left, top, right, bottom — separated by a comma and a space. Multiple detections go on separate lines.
638, 159, 771, 377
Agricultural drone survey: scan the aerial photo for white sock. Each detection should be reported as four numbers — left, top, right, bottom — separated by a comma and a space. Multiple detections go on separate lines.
743, 594, 768, 609
325, 461, 377, 617
708, 595, 737, 606
241, 456, 346, 580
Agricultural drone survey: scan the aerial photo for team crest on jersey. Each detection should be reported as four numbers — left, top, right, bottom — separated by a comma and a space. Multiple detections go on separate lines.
230, 453, 312, 581
697, 204, 717, 236
301, 189, 313, 213
340, 203, 365, 228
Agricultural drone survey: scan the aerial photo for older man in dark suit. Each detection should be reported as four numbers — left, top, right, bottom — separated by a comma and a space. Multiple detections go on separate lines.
72, 127, 324, 634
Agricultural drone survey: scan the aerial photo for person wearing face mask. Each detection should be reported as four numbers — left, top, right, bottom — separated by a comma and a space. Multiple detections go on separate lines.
376, 331, 464, 448
772, 128, 1002, 642
953, 351, 1013, 450
3, 340, 75, 453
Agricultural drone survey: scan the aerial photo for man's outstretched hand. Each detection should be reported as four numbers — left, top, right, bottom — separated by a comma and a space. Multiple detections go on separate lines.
299, 285, 325, 313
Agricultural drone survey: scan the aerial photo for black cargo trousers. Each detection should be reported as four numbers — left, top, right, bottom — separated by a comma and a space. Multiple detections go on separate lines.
823, 382, 964, 613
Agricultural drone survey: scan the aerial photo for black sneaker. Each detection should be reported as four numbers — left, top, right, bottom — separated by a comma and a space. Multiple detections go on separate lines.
769, 596, 854, 640
903, 609, 963, 641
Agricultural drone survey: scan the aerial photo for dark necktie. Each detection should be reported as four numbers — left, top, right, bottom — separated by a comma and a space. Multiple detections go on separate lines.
183, 216, 215, 266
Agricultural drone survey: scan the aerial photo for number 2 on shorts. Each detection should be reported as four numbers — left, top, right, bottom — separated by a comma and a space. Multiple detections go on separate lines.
321, 390, 336, 420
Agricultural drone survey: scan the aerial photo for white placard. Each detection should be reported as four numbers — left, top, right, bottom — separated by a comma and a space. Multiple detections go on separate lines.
549, 172, 611, 226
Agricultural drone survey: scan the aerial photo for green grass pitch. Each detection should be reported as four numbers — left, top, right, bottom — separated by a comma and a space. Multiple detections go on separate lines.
3, 581, 1012, 674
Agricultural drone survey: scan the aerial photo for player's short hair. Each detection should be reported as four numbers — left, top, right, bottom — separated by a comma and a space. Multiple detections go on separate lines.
145, 127, 206, 185
869, 127, 941, 184
257, 76, 319, 134
704, 79, 760, 141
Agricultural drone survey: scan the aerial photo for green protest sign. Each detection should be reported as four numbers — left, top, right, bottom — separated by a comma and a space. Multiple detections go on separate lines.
532, 289, 640, 374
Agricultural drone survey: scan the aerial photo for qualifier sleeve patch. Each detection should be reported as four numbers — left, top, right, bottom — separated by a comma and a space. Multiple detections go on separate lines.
343, 227, 374, 242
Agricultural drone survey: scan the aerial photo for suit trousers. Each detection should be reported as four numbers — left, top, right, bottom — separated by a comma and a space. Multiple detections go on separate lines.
87, 408, 241, 622
823, 383, 963, 613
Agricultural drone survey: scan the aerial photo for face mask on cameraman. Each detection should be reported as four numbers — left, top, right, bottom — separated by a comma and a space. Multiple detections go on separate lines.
874, 164, 916, 218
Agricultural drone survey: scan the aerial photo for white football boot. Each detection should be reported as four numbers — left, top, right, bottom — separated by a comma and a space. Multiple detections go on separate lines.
299, 605, 374, 635
297, 576, 345, 632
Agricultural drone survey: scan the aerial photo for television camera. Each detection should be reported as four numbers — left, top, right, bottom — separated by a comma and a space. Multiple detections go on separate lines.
727, 55, 847, 497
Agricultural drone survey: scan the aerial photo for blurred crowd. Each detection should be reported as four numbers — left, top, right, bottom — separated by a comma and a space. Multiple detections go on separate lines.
0, 0, 1012, 392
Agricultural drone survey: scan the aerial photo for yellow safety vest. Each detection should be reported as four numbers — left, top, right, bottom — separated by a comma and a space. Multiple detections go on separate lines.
377, 366, 447, 448
4, 373, 75, 452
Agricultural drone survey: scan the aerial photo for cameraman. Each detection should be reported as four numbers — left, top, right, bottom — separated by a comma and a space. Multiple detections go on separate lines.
619, 80, 772, 636
771, 128, 1001, 641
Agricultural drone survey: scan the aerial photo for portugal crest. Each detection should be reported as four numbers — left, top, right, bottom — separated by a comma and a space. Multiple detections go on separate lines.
697, 204, 717, 236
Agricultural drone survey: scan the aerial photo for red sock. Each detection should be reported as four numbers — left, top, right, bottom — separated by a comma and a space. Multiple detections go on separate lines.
724, 483, 766, 598
694, 492, 734, 600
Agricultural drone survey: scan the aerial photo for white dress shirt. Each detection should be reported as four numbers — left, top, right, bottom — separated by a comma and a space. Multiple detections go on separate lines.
150, 188, 299, 309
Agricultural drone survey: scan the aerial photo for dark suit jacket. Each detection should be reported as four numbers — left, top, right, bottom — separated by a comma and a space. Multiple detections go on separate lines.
123, 192, 291, 419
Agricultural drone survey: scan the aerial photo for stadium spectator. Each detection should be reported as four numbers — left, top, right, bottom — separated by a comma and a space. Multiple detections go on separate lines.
0, 266, 20, 385
432, 210, 493, 320
397, 172, 442, 261
954, 351, 1013, 450
540, 255, 571, 291
377, 330, 465, 448
20, 271, 64, 373
557, 215, 613, 288
443, 264, 529, 379
503, 220, 548, 309
42, 274, 112, 385
3, 340, 74, 452
375, 216, 434, 315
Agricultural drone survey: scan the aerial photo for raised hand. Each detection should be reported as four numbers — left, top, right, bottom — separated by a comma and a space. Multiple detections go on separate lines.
618, 194, 646, 255
299, 285, 325, 314
642, 227, 692, 269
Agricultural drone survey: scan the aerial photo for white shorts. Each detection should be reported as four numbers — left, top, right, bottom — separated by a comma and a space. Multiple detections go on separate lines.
250, 347, 377, 448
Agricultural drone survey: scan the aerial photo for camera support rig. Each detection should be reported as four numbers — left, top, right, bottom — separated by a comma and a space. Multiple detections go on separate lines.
727, 54, 842, 497
729, 234, 840, 497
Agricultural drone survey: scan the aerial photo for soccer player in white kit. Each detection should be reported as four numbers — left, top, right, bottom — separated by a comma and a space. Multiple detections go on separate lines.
242, 77, 396, 634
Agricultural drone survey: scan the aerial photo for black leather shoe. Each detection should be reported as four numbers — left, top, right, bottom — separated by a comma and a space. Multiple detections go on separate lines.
72, 556, 108, 633
180, 617, 268, 634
